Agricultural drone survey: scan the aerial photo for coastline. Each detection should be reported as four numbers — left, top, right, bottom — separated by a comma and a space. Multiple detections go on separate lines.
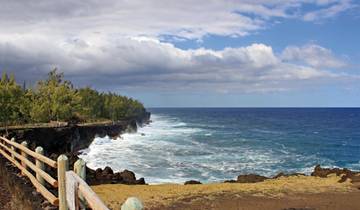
0, 113, 151, 186
1, 109, 360, 209
0, 111, 150, 154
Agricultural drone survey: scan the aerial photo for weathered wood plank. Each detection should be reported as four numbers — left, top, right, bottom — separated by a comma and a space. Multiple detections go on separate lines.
10, 138, 15, 159
74, 158, 87, 209
35, 147, 46, 186
0, 142, 58, 187
0, 147, 59, 205
70, 171, 110, 210
20, 141, 28, 176
58, 155, 69, 210
66, 172, 80, 210
0, 136, 57, 168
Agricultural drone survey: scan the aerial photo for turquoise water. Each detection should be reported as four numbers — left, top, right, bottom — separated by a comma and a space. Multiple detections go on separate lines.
79, 108, 360, 183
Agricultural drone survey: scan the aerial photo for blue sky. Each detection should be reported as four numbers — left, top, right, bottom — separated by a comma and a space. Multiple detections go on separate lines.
139, 6, 360, 107
0, 0, 359, 107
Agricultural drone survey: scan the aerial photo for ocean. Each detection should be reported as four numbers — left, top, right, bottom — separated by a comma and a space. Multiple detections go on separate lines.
79, 108, 360, 183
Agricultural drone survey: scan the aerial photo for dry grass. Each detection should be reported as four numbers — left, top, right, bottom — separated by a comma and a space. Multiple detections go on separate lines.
92, 174, 355, 209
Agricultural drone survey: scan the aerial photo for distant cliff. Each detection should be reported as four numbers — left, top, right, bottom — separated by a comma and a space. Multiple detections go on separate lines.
1, 111, 151, 156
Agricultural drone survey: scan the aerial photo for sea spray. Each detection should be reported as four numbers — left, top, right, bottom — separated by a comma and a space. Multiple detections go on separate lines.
80, 108, 360, 183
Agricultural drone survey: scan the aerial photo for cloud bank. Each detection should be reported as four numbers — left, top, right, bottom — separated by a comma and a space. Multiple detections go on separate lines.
0, 0, 357, 93
0, 0, 356, 39
0, 34, 353, 92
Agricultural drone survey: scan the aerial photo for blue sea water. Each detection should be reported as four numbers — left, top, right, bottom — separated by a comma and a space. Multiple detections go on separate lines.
79, 108, 360, 183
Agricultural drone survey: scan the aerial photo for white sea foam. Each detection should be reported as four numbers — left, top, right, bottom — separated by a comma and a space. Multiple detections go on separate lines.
79, 113, 335, 183
79, 114, 204, 182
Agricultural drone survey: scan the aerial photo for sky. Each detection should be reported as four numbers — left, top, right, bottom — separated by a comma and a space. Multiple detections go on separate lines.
0, 0, 359, 107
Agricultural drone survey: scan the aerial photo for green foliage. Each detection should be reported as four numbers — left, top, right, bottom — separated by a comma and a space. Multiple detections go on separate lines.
30, 70, 81, 122
0, 72, 24, 129
0, 69, 146, 125
18, 89, 33, 123
99, 93, 145, 121
78, 87, 104, 120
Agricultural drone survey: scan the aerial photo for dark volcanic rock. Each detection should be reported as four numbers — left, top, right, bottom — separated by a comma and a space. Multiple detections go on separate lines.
95, 168, 103, 180
312, 164, 347, 177
1, 111, 151, 156
184, 180, 202, 185
311, 165, 360, 183
87, 167, 146, 185
225, 165, 360, 185
103, 166, 114, 175
119, 169, 136, 182
237, 174, 269, 183
2, 120, 138, 155
224, 180, 238, 183
135, 177, 146, 185
273, 172, 306, 179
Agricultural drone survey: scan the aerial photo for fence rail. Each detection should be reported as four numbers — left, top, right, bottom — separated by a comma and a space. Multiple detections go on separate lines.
0, 136, 110, 210
0, 136, 57, 167
67, 171, 109, 210
0, 136, 59, 205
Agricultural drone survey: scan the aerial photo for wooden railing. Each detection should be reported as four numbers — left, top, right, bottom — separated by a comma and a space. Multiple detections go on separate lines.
0, 136, 110, 210
0, 136, 59, 205
66, 171, 109, 210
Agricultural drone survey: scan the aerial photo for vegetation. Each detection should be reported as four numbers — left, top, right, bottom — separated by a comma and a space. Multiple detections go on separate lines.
0, 69, 146, 131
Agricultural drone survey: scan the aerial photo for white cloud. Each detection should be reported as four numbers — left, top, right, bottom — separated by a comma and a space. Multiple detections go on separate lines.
281, 44, 346, 68
0, 34, 352, 93
303, 0, 356, 21
0, 0, 357, 93
0, 0, 356, 40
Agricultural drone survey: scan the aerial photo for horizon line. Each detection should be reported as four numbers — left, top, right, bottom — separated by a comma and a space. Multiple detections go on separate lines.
146, 106, 360, 109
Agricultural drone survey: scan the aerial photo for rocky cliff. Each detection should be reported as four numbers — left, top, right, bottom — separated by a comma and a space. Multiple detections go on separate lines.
1, 112, 151, 156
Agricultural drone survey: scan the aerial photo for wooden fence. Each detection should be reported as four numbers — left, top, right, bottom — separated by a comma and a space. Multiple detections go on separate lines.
0, 136, 109, 210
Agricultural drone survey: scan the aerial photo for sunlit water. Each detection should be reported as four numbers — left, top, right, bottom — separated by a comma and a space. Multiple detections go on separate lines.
79, 108, 360, 183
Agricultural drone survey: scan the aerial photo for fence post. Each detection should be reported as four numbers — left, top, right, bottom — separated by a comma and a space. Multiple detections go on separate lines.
10, 138, 15, 159
35, 146, 45, 185
74, 158, 86, 180
21, 141, 28, 175
58, 155, 69, 210
74, 158, 87, 209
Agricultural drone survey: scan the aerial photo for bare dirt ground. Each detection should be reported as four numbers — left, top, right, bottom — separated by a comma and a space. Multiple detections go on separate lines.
149, 191, 360, 210
92, 174, 360, 210
0, 180, 11, 209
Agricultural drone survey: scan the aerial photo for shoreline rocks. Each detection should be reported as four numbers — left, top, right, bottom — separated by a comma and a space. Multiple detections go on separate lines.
222, 166, 360, 184
87, 167, 146, 185
273, 172, 306, 179
236, 174, 269, 183
85, 164, 360, 187
311, 165, 360, 184
184, 180, 202, 185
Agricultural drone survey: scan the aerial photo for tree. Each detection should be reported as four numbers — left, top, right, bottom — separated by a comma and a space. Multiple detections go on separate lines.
18, 88, 33, 123
30, 69, 80, 122
0, 72, 23, 134
78, 87, 104, 120
0, 69, 146, 126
